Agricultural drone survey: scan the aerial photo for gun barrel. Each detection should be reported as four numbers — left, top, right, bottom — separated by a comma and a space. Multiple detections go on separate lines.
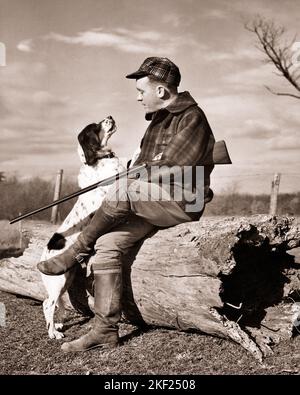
9, 164, 147, 224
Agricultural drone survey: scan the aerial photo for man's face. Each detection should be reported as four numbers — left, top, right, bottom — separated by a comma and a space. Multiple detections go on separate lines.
136, 76, 162, 114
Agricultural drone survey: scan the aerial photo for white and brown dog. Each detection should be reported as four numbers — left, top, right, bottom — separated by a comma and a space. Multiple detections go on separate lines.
40, 116, 125, 339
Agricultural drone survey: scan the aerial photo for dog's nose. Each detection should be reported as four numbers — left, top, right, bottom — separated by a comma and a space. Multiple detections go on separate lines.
107, 115, 112, 120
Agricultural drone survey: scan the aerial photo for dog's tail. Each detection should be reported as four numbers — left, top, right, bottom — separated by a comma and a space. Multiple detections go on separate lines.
47, 233, 66, 250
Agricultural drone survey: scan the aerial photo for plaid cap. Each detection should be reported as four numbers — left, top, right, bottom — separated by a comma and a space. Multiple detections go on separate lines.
126, 57, 181, 87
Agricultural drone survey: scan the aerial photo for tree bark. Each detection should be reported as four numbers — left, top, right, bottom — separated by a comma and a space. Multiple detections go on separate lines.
0, 216, 299, 361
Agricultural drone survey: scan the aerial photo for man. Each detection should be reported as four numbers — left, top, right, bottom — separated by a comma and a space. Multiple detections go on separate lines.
37, 57, 216, 352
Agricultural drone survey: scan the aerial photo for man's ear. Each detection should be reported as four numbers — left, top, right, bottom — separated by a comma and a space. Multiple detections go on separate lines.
156, 85, 165, 98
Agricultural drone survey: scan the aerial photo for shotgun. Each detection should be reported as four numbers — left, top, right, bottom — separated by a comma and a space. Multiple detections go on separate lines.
9, 164, 147, 224
9, 141, 231, 225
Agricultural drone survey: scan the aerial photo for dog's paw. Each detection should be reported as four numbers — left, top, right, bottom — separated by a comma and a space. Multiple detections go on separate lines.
47, 233, 66, 250
55, 323, 64, 330
49, 330, 65, 340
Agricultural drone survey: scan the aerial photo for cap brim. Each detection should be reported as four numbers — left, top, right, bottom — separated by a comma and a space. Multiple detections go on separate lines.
125, 70, 149, 79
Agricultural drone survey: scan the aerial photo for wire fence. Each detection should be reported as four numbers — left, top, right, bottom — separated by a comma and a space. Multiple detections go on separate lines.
0, 170, 299, 222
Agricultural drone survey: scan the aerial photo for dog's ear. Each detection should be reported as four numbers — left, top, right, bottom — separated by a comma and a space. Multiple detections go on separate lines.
78, 123, 101, 166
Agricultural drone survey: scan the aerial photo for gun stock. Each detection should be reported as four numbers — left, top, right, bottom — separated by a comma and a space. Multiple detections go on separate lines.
212, 140, 232, 164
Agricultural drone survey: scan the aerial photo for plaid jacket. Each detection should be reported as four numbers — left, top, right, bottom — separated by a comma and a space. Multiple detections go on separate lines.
133, 91, 215, 214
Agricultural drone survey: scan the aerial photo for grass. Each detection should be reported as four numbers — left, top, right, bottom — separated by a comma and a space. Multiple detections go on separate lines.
0, 290, 299, 375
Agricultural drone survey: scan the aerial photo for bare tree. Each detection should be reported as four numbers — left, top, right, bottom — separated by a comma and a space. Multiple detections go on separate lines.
246, 17, 300, 100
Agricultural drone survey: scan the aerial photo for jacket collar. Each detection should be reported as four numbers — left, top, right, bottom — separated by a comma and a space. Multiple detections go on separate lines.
145, 91, 197, 120
165, 91, 197, 113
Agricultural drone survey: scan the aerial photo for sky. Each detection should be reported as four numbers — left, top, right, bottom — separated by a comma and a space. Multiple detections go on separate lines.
0, 0, 299, 194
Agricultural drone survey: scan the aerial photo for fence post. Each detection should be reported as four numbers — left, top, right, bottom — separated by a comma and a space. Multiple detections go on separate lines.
18, 212, 22, 249
269, 173, 281, 216
51, 169, 63, 224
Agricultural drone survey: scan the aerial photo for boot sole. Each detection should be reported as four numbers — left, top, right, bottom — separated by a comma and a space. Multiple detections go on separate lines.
61, 341, 119, 353
37, 262, 70, 276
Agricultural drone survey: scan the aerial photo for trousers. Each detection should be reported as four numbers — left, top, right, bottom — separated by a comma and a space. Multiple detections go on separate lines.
89, 179, 204, 272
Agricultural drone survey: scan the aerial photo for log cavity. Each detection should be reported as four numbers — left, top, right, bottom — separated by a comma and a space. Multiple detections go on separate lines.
218, 225, 294, 328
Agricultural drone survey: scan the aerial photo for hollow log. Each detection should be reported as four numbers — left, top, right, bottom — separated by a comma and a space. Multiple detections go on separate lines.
0, 216, 300, 361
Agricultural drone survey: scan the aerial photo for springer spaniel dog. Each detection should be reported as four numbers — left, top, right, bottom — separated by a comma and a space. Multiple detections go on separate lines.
40, 116, 125, 339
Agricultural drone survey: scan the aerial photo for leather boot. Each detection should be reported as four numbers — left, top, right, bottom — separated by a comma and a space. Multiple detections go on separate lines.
61, 270, 121, 352
37, 206, 127, 275
37, 235, 92, 275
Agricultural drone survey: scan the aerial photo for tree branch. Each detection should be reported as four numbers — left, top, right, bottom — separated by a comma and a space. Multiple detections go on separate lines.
245, 17, 300, 99
264, 85, 300, 99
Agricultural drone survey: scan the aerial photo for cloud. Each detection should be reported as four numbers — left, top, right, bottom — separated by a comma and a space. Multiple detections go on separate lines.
234, 119, 280, 139
16, 25, 205, 60
162, 14, 182, 27
0, 151, 79, 179
219, 62, 300, 99
43, 27, 199, 55
268, 134, 300, 151
199, 92, 300, 162
0, 61, 78, 168
0, 61, 47, 90
32, 90, 70, 107
0, 59, 129, 178
1, 86, 73, 125
0, 95, 12, 118
224, 63, 276, 85
44, 29, 166, 54
201, 93, 263, 121
201, 9, 229, 19
114, 28, 162, 41
229, 0, 300, 30
161, 13, 195, 28
203, 46, 265, 63
17, 39, 33, 52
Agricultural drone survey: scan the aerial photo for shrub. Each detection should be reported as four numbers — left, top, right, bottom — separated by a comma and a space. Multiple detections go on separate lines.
204, 191, 300, 216
0, 176, 77, 222
0, 176, 299, 221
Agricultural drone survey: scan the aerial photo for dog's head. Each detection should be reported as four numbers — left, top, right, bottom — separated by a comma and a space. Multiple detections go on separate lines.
99, 115, 116, 134
78, 116, 116, 166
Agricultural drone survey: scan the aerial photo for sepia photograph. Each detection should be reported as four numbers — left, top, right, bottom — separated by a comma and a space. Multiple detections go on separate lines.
0, 0, 300, 378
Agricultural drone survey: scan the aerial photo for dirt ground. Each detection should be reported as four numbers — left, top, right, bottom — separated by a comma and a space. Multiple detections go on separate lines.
0, 289, 299, 375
